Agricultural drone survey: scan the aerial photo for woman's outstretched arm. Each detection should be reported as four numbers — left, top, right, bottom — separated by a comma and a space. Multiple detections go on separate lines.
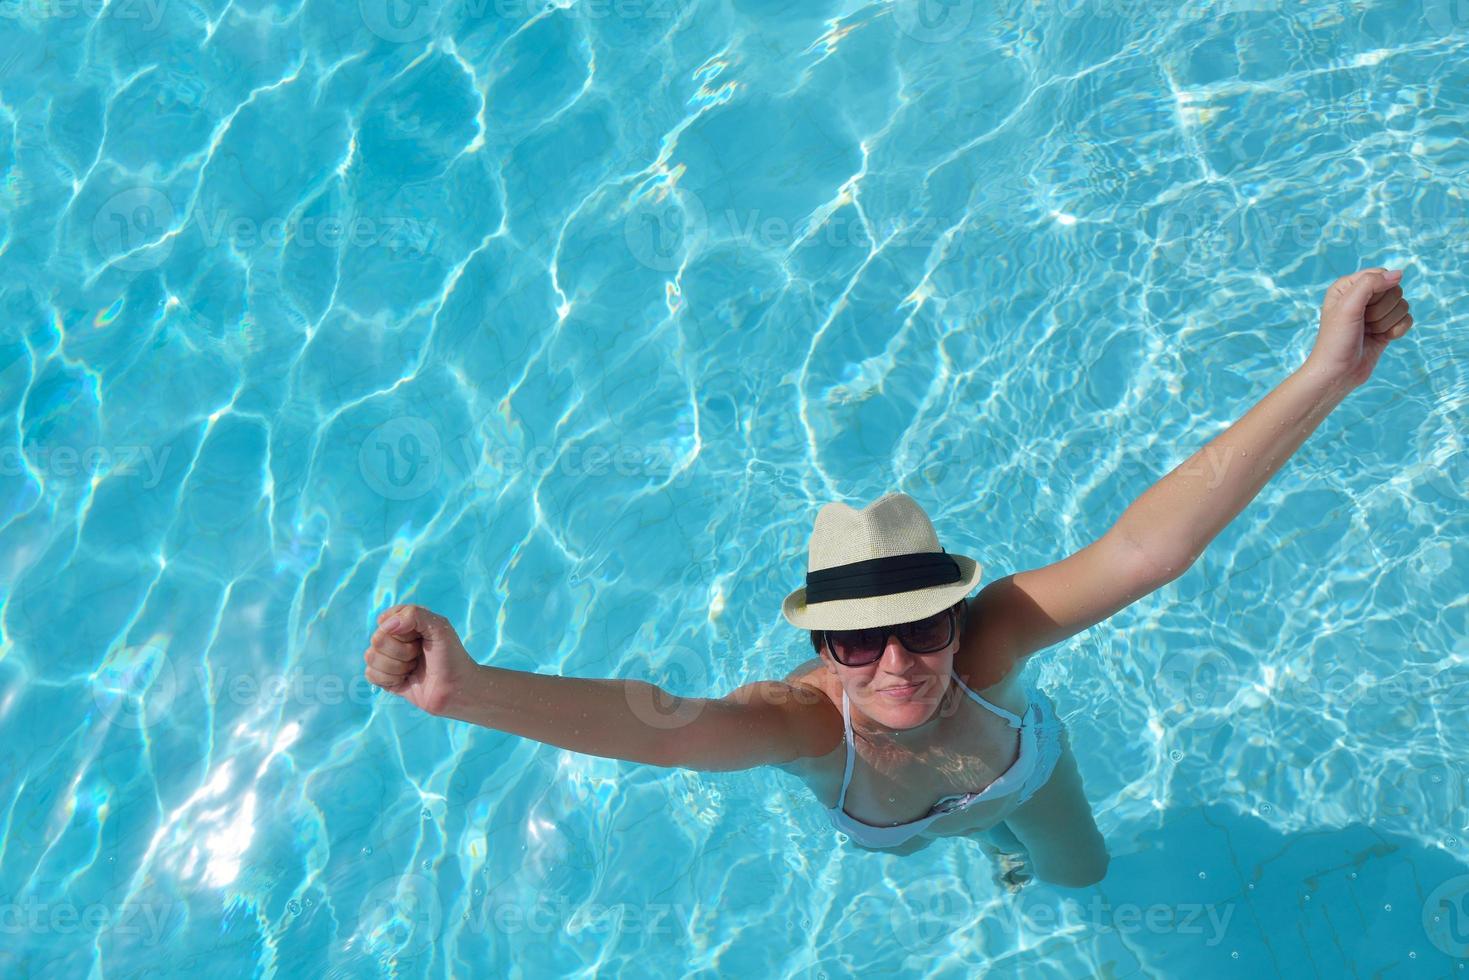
954, 267, 1417, 673
1111, 266, 1415, 573
362, 604, 840, 772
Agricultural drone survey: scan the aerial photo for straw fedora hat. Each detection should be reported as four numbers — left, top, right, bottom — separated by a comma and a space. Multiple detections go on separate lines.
781, 493, 983, 631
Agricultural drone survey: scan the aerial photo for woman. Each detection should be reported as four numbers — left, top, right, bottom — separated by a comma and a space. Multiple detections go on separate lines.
361, 267, 1414, 889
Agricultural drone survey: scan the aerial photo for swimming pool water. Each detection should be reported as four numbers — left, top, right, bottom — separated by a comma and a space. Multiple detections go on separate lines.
1, 1, 1467, 976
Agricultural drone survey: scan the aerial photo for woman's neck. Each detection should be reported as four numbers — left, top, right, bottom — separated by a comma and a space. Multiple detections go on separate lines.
851, 674, 961, 748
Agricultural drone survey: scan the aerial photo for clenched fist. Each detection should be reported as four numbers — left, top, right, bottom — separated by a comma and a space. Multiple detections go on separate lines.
363, 605, 477, 717
1306, 266, 1416, 390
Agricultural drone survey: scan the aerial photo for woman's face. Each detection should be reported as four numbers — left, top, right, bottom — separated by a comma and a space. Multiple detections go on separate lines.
821, 604, 964, 732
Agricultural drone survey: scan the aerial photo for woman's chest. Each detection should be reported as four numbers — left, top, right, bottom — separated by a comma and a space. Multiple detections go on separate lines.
797, 680, 1033, 832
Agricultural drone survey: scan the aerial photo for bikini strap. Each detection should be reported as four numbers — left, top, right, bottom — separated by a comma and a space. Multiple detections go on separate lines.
949, 670, 1026, 727
834, 689, 857, 811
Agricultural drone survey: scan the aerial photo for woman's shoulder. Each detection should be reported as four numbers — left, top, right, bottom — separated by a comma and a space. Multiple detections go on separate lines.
780, 657, 835, 699
771, 658, 844, 780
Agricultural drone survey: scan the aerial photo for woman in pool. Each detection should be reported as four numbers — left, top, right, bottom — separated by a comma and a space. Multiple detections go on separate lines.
362, 267, 1414, 889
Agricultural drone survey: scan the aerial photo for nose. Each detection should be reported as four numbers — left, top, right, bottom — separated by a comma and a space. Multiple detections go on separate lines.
879, 634, 919, 670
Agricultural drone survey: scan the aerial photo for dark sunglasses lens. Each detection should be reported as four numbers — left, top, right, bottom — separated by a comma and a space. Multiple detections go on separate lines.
898, 610, 953, 652
826, 610, 953, 665
827, 628, 885, 666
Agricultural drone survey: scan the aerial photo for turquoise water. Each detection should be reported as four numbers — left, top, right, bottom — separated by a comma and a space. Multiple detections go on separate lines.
2, 0, 1467, 976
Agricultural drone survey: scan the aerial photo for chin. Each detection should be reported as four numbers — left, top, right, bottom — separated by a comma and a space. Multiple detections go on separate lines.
868, 682, 945, 726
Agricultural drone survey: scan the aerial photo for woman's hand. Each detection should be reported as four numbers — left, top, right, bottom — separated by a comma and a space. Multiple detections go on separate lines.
363, 604, 477, 716
1305, 266, 1415, 390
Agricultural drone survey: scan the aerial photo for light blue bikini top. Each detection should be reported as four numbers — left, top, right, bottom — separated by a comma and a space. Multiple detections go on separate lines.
827, 670, 1038, 848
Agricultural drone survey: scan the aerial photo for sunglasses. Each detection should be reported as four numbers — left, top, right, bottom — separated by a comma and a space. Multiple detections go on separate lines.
818, 602, 962, 668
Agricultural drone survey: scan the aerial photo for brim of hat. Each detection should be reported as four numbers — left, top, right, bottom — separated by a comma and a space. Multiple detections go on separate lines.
781, 555, 983, 631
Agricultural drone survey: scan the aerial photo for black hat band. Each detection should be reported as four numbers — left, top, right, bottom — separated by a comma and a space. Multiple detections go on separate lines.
804, 550, 960, 604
